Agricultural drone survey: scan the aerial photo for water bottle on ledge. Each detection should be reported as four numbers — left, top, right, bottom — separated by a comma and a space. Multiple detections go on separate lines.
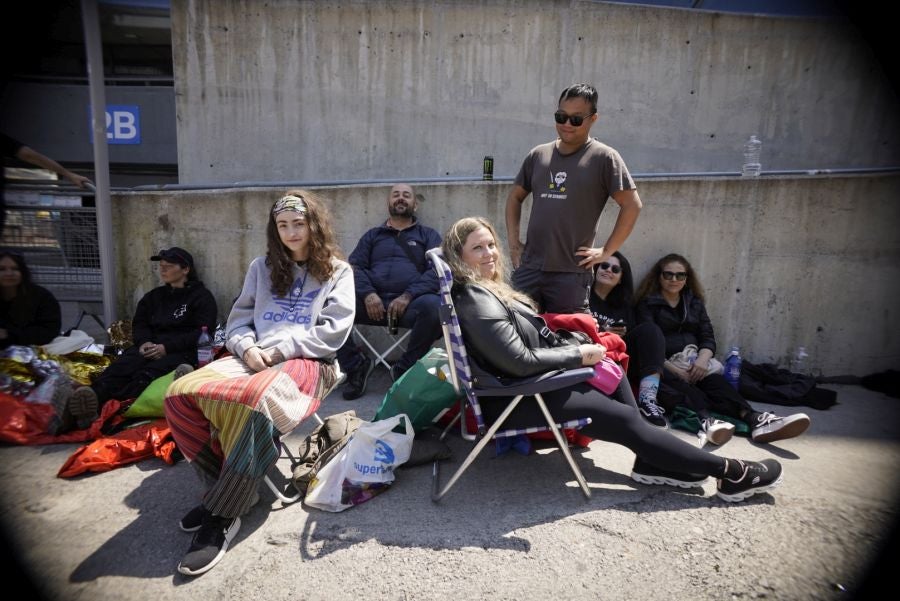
790, 346, 809, 375
724, 346, 742, 390
742, 135, 762, 177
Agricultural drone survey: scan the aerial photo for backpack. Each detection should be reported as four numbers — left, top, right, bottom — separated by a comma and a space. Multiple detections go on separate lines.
290, 410, 365, 495
738, 360, 838, 410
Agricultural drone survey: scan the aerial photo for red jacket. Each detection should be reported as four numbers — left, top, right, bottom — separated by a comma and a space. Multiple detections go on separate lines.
539, 312, 630, 373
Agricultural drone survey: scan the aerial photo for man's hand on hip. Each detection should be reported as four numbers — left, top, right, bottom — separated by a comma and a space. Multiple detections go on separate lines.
364, 293, 386, 321
576, 246, 610, 269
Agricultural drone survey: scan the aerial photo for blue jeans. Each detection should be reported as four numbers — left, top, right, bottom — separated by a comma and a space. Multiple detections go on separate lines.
336, 293, 442, 373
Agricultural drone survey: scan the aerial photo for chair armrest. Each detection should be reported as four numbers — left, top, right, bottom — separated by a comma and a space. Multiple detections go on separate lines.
473, 367, 595, 397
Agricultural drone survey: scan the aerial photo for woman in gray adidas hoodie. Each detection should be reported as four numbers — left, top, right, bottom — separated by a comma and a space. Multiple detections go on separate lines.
165, 190, 354, 577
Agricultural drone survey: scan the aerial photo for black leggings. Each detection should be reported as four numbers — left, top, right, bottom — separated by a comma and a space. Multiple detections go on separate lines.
624, 321, 666, 381
481, 379, 728, 477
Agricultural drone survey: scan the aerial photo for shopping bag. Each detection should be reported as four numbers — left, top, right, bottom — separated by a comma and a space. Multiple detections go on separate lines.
373, 348, 460, 431
304, 414, 414, 512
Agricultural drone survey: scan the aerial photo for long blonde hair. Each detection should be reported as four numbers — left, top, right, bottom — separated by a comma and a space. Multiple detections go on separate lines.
441, 216, 537, 310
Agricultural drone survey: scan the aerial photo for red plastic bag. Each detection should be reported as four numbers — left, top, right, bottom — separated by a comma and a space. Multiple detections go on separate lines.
57, 418, 177, 478
0, 392, 124, 445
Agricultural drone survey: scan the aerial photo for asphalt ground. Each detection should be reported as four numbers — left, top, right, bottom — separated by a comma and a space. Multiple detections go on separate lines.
0, 371, 897, 601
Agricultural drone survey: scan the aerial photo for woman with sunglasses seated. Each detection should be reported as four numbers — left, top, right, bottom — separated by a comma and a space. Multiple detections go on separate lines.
443, 216, 784, 503
588, 252, 671, 431
635, 253, 810, 444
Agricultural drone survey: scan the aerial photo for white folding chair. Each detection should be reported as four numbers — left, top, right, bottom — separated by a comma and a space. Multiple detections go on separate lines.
351, 324, 411, 372
263, 365, 345, 504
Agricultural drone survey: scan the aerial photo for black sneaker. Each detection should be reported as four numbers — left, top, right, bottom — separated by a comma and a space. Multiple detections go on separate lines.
750, 412, 810, 443
180, 491, 259, 532
701, 418, 735, 446
177, 514, 241, 576
717, 458, 783, 502
342, 356, 374, 400
636, 398, 668, 429
630, 457, 707, 488
179, 505, 208, 533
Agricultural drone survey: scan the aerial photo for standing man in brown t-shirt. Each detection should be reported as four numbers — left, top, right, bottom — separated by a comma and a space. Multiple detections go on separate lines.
505, 83, 642, 314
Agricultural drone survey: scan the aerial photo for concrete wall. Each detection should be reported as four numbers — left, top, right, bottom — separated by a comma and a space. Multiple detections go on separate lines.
171, 0, 899, 184
111, 174, 900, 377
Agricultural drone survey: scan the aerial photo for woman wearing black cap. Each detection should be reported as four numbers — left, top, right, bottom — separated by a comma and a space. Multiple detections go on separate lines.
56, 247, 218, 433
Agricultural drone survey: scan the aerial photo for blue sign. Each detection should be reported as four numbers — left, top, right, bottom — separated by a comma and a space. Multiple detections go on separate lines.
88, 105, 141, 145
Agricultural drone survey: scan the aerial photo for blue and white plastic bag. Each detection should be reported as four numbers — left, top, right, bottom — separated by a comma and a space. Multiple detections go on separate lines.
304, 413, 414, 512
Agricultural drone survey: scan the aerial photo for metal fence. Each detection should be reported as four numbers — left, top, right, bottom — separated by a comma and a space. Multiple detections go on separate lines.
2, 186, 104, 330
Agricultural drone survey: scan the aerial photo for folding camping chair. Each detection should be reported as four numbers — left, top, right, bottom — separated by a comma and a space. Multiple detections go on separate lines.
262, 365, 346, 504
351, 324, 411, 372
424, 248, 596, 502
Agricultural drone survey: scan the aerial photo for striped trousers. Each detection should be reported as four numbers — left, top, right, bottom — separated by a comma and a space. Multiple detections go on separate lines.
164, 355, 337, 518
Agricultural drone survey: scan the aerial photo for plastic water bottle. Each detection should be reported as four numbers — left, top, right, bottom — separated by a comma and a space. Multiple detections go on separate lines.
790, 346, 809, 375
197, 326, 213, 367
742, 135, 762, 177
723, 346, 742, 390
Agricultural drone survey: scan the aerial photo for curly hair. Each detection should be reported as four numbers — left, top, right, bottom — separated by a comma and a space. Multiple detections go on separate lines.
441, 216, 537, 310
265, 189, 343, 297
634, 252, 705, 304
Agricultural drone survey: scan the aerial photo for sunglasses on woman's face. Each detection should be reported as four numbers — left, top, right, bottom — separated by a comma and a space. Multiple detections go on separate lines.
597, 262, 621, 275
661, 271, 688, 281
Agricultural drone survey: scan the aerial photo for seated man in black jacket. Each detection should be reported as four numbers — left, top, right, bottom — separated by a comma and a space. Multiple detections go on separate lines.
337, 184, 442, 400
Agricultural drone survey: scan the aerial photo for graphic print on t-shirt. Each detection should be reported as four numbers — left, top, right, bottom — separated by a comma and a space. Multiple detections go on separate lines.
548, 170, 567, 192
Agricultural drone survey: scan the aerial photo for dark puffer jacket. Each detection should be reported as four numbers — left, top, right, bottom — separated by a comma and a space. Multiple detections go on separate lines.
348, 219, 442, 302
635, 290, 716, 358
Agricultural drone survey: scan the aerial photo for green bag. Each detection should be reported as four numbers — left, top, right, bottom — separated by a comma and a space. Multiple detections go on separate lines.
374, 348, 460, 431
122, 370, 175, 418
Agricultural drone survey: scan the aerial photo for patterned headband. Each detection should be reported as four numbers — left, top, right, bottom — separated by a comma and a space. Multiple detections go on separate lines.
272, 195, 308, 216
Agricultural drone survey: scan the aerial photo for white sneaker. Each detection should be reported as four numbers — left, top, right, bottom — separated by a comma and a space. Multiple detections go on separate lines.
702, 418, 735, 446
750, 412, 810, 443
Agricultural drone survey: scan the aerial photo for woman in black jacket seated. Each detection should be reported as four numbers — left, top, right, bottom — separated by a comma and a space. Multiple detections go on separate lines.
442, 217, 783, 502
57, 247, 218, 432
634, 253, 810, 444
588, 251, 670, 430
0, 250, 61, 349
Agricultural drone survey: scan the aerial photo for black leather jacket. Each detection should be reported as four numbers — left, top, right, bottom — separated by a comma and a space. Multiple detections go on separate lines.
452, 283, 582, 379
635, 290, 716, 358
